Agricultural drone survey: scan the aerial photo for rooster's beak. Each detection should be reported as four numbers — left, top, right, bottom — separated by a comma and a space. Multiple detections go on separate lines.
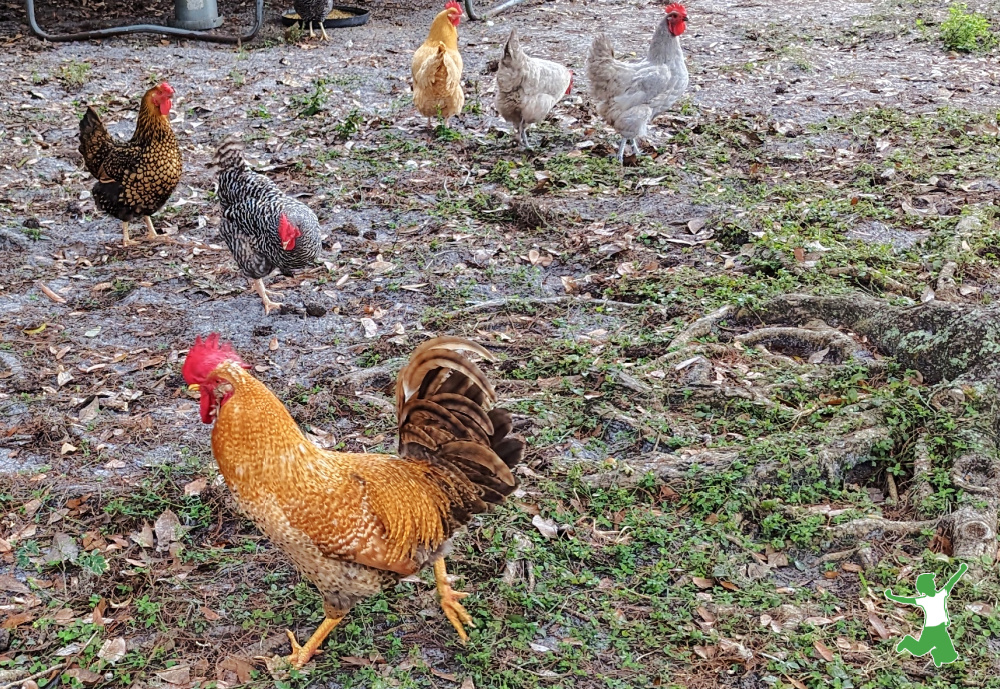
187, 384, 200, 393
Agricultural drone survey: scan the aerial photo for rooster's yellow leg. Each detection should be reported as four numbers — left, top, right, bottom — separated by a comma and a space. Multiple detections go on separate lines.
286, 614, 343, 668
434, 559, 475, 642
251, 278, 284, 315
320, 23, 329, 40
122, 221, 136, 246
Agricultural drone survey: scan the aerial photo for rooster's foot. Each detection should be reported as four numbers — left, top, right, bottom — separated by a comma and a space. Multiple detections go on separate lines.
121, 222, 138, 247
280, 615, 342, 669
434, 559, 475, 642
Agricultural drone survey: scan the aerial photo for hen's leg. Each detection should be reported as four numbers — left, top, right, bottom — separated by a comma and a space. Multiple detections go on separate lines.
251, 278, 284, 315
616, 138, 627, 164
308, 20, 315, 37
320, 23, 330, 40
631, 139, 641, 158
434, 559, 475, 642
121, 221, 136, 247
285, 611, 344, 668
519, 121, 530, 149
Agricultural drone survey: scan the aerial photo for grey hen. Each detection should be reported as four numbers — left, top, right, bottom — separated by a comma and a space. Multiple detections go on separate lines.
587, 3, 689, 163
495, 28, 572, 148
214, 136, 321, 315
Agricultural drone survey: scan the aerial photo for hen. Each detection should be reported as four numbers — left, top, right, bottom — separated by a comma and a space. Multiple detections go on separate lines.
586, 3, 689, 163
412, 1, 465, 127
78, 82, 182, 246
182, 335, 523, 668
496, 28, 572, 148
294, 0, 334, 39
213, 136, 321, 315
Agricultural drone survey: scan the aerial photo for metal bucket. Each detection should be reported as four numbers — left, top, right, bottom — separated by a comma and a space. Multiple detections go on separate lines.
170, 0, 225, 30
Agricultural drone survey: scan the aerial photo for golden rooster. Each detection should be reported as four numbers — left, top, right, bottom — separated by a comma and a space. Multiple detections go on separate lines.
78, 82, 182, 246
182, 335, 523, 668
411, 0, 465, 127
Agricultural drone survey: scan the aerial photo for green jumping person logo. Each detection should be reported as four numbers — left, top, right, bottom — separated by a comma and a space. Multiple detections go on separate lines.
884, 562, 968, 666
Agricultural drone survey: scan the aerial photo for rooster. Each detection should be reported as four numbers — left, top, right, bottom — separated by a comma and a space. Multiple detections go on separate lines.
78, 82, 182, 246
294, 0, 333, 39
183, 335, 523, 668
496, 28, 573, 148
213, 136, 321, 315
411, 1, 465, 127
586, 3, 689, 163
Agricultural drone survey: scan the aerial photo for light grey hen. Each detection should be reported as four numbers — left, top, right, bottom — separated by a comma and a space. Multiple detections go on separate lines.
214, 136, 321, 315
294, 0, 334, 39
586, 3, 689, 163
495, 28, 572, 148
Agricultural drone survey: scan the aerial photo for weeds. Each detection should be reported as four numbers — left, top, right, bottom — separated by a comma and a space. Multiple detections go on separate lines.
939, 3, 996, 52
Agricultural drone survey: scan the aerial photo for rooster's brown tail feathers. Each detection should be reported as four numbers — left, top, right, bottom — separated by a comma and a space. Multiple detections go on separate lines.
397, 337, 523, 509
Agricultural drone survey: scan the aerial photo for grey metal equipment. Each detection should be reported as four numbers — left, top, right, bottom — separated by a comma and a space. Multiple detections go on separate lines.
463, 0, 531, 20
171, 0, 224, 30
24, 0, 263, 44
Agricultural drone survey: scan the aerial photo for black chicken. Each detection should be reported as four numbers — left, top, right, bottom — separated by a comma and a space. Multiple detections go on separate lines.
214, 136, 321, 315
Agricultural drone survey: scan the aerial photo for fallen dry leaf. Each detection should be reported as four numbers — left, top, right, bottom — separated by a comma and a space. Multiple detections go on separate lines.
813, 639, 834, 662
155, 666, 191, 685
0, 574, 30, 594
97, 637, 127, 664
64, 668, 103, 684
531, 515, 559, 539
183, 478, 208, 497
691, 576, 714, 589
154, 509, 184, 550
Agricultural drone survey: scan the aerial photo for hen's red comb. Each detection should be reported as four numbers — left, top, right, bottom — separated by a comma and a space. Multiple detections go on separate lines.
665, 3, 686, 15
158, 82, 175, 96
182, 334, 249, 385
445, 0, 462, 14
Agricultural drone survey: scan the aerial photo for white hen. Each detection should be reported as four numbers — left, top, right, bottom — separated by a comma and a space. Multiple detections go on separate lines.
586, 3, 689, 163
495, 28, 573, 148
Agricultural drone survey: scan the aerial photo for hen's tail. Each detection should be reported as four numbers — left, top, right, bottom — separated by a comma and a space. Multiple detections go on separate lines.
78, 107, 112, 178
213, 135, 247, 170
587, 33, 615, 66
396, 337, 523, 508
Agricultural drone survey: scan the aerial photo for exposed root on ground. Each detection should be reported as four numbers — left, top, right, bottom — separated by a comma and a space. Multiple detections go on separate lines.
733, 325, 876, 367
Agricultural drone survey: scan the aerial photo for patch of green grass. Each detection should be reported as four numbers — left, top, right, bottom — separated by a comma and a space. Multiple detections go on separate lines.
940, 3, 996, 52
57, 60, 91, 89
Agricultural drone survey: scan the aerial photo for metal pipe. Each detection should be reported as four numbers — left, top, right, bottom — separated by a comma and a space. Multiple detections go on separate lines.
24, 0, 264, 44
465, 0, 533, 21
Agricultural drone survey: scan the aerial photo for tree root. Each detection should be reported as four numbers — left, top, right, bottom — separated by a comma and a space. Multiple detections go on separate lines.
668, 305, 734, 350
437, 296, 680, 320
830, 516, 942, 540
824, 265, 915, 298
748, 292, 1000, 384
734, 325, 876, 366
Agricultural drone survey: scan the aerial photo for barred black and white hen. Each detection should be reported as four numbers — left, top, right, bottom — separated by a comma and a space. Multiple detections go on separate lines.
294, 0, 334, 39
214, 136, 321, 315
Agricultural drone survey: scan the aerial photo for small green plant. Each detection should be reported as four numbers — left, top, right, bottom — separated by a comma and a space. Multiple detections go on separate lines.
78, 550, 109, 576
58, 60, 91, 89
333, 109, 364, 139
940, 3, 995, 52
433, 123, 462, 141
295, 78, 329, 117
228, 69, 246, 87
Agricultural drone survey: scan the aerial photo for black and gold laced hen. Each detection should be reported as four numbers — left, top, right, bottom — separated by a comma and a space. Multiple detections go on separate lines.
294, 0, 334, 39
78, 82, 182, 246
214, 135, 321, 315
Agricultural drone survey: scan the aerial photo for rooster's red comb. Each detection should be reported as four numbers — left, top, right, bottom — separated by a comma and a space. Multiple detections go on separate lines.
664, 3, 686, 15
182, 334, 249, 385
157, 82, 175, 95
444, 0, 462, 14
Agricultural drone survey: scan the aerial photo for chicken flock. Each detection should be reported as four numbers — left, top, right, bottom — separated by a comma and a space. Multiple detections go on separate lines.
71, 1, 690, 671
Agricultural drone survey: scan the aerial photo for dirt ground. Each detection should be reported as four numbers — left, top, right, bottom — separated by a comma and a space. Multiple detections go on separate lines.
2, 0, 1000, 687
